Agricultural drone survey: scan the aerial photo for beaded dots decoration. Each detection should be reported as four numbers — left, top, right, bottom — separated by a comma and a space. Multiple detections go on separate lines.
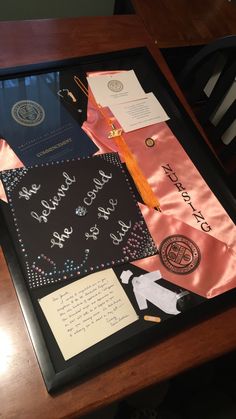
99, 153, 122, 168
98, 154, 157, 259
1, 167, 28, 193
122, 221, 156, 260
27, 249, 90, 288
2, 152, 157, 289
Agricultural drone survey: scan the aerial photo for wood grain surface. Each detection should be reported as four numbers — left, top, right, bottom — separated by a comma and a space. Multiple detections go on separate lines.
0, 15, 235, 419
131, 0, 236, 47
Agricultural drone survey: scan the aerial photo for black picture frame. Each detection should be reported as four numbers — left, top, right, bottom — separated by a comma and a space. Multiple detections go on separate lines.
0, 47, 235, 392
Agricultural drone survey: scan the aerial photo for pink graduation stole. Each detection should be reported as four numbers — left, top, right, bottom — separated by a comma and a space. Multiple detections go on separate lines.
82, 71, 236, 298
0, 139, 23, 202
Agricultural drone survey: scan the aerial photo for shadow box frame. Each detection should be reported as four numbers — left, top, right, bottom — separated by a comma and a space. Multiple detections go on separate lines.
0, 47, 235, 392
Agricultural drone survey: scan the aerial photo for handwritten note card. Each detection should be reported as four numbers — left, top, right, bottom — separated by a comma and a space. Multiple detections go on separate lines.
39, 269, 138, 360
1, 153, 157, 288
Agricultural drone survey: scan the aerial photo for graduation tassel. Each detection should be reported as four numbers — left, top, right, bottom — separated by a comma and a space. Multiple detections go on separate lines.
108, 123, 160, 210
74, 76, 161, 211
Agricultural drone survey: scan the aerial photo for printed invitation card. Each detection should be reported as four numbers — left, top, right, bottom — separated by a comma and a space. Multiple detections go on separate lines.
1, 153, 157, 288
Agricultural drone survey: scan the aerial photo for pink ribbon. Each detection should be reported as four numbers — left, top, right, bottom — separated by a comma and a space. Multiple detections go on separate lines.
82, 70, 236, 298
1, 71, 235, 297
0, 139, 23, 202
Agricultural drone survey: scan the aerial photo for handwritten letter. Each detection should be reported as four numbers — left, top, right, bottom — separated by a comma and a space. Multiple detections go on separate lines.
38, 268, 138, 360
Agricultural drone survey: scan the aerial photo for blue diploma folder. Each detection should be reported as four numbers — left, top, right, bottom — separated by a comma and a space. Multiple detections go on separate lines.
0, 72, 98, 165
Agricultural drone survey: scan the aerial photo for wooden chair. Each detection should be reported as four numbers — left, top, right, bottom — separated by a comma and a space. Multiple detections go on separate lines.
178, 36, 236, 188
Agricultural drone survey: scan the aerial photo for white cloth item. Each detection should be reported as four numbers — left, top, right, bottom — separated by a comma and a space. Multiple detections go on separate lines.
132, 271, 181, 315
120, 269, 133, 284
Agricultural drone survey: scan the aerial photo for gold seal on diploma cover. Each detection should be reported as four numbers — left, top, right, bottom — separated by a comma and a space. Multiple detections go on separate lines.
11, 100, 45, 127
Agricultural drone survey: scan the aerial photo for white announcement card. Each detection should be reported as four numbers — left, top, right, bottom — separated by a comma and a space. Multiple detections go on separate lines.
109, 92, 169, 132
87, 70, 145, 106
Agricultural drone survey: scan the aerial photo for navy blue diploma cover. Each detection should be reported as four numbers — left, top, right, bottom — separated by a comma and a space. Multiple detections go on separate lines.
0, 73, 98, 165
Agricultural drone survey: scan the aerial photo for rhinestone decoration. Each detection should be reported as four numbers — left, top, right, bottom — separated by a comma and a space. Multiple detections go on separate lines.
75, 206, 87, 216
122, 221, 157, 260
99, 152, 122, 168
27, 249, 90, 288
2, 152, 157, 289
96, 152, 157, 261
1, 167, 28, 193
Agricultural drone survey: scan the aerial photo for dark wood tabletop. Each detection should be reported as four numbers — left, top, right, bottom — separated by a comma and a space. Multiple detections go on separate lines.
0, 15, 236, 419
131, 0, 236, 47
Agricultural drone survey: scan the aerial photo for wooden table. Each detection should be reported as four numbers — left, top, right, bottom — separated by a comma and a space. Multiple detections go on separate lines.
0, 16, 236, 419
130, 0, 236, 47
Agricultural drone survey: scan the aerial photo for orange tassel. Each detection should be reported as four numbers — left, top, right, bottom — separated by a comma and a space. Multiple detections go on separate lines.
74, 76, 160, 210
114, 135, 160, 210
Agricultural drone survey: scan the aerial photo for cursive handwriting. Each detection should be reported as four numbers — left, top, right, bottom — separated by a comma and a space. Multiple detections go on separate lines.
83, 170, 112, 206
110, 220, 132, 245
97, 198, 118, 220
85, 224, 100, 241
31, 172, 76, 223
50, 227, 73, 248
19, 184, 41, 200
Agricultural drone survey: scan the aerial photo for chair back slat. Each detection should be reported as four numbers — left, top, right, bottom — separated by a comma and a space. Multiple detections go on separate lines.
216, 99, 236, 139
178, 35, 236, 181
199, 59, 236, 123
189, 55, 217, 102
